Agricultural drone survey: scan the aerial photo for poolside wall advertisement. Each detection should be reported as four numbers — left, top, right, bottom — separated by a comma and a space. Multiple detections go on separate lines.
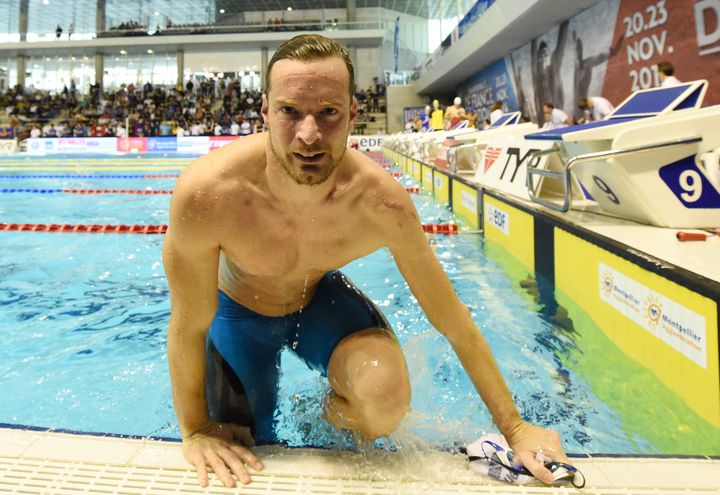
461, 0, 720, 125
25, 135, 384, 155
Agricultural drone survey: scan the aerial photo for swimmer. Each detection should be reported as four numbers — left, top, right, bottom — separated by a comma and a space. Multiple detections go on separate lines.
162, 33, 569, 489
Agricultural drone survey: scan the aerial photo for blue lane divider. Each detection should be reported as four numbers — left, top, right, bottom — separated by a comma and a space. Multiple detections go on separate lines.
0, 174, 159, 179
1, 189, 62, 193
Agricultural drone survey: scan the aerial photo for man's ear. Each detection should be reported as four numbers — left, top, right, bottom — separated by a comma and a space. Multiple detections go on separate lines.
261, 93, 270, 128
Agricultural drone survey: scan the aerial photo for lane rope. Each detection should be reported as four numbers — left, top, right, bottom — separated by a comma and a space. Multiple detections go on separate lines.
0, 174, 179, 179
2, 186, 419, 195
0, 222, 458, 235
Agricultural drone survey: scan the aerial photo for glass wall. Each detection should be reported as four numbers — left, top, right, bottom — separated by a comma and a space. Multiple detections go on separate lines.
25, 54, 95, 93
0, 0, 20, 43
0, 56, 19, 92
104, 51, 177, 90
27, 0, 97, 41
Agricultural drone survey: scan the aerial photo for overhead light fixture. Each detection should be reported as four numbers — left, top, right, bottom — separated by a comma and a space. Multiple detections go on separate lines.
287, 7, 292, 11
219, 8, 225, 14
154, 11, 160, 16
42, 0, 49, 4
120, 49, 127, 55
147, 49, 153, 54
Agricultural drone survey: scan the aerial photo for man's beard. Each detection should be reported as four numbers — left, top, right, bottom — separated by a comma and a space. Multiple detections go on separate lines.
270, 134, 343, 186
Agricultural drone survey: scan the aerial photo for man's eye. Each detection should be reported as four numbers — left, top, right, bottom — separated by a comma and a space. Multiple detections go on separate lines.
281, 106, 295, 114
323, 108, 338, 116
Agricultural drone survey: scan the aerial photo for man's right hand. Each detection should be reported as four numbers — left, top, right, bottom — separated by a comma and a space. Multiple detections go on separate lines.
182, 420, 265, 488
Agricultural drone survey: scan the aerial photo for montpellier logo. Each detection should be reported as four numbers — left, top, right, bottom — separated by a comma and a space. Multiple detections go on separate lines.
601, 271, 614, 295
484, 146, 502, 173
644, 296, 662, 327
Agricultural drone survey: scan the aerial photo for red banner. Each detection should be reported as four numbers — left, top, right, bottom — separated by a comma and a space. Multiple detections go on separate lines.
116, 137, 147, 153
604, 0, 720, 106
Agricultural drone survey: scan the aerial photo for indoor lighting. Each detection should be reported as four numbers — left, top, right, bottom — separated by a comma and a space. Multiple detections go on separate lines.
219, 8, 225, 13
287, 7, 292, 11
147, 49, 153, 54
154, 11, 160, 16
120, 49, 127, 55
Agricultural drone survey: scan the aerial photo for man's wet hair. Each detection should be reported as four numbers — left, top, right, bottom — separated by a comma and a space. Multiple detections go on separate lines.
265, 34, 355, 99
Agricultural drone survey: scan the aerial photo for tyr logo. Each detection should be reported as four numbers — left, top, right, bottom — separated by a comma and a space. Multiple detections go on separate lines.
499, 147, 542, 182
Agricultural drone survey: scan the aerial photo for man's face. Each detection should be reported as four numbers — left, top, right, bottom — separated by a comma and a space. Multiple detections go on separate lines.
543, 105, 552, 118
262, 57, 356, 186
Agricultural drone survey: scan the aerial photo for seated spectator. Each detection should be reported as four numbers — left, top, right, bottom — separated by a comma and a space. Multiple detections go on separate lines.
542, 102, 572, 130
489, 101, 503, 124
657, 61, 681, 87
577, 96, 614, 122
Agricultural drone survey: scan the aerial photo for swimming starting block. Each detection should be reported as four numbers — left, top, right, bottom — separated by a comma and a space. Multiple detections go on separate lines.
524, 81, 720, 228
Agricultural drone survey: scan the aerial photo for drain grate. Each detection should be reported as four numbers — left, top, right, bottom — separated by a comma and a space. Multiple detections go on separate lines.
1, 456, 716, 495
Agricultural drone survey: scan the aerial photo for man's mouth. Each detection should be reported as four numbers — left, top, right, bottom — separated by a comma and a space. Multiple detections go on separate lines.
293, 151, 326, 163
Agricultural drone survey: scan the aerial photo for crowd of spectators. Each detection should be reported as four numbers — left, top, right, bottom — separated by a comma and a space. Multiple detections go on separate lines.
97, 17, 342, 38
1, 78, 265, 141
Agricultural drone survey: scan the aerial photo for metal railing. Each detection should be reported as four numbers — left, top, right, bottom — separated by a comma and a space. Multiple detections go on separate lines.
526, 136, 703, 212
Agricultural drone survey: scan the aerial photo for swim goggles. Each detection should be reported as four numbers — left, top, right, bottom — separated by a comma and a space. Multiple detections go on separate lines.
464, 435, 586, 488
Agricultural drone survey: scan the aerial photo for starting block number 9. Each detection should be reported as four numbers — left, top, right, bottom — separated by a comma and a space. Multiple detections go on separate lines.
592, 175, 621, 205
659, 156, 720, 209
678, 170, 702, 202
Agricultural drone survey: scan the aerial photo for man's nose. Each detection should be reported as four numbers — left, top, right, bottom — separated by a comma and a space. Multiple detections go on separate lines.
297, 114, 320, 145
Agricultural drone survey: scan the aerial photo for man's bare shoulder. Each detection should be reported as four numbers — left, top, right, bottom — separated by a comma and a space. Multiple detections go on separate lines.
174, 134, 267, 205
342, 149, 417, 222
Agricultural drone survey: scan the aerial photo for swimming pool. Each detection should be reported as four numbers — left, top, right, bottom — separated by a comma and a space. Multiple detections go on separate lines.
0, 154, 712, 456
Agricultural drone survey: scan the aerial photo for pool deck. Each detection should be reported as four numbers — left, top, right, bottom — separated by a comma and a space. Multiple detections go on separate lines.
1, 428, 718, 494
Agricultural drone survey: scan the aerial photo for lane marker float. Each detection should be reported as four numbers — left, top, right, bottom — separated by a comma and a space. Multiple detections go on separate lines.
0, 222, 459, 235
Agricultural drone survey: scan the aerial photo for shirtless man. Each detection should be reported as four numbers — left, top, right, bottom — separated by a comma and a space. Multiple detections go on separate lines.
443, 96, 466, 129
163, 34, 568, 489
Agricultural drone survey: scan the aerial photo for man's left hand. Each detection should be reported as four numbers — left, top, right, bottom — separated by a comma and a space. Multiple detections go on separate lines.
505, 421, 570, 485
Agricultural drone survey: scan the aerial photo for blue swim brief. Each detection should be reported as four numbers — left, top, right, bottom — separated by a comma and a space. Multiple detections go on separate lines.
205, 270, 389, 444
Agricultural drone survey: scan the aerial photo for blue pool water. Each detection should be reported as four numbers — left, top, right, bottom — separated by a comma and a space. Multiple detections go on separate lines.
0, 155, 640, 454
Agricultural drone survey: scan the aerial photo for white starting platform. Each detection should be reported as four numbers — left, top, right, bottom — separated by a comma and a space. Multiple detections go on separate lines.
524, 81, 720, 229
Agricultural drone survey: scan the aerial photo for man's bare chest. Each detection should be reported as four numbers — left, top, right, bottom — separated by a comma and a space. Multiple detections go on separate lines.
219, 202, 381, 277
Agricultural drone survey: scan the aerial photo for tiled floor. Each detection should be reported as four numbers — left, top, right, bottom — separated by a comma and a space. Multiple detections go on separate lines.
1, 428, 718, 494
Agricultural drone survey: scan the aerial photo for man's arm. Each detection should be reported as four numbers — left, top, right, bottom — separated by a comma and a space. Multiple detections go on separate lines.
377, 181, 568, 483
163, 170, 262, 488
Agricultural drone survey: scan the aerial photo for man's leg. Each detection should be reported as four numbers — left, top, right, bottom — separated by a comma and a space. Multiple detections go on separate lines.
324, 327, 411, 439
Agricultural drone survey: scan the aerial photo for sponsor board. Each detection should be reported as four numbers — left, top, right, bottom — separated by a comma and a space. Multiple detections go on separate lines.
146, 137, 178, 152
347, 135, 384, 151
599, 262, 707, 368
0, 139, 17, 153
116, 137, 147, 153
209, 136, 238, 150
473, 138, 553, 200
177, 136, 210, 155
485, 202, 510, 235
26, 137, 117, 154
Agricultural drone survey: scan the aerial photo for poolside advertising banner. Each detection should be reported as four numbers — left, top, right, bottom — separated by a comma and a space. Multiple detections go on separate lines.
604, 0, 720, 107
146, 136, 177, 153
470, 0, 720, 125
26, 137, 117, 154
116, 137, 147, 153
457, 58, 518, 125
176, 136, 210, 155
506, 0, 619, 125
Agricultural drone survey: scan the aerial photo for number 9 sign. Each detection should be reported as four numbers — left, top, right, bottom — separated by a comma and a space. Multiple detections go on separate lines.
659, 156, 720, 209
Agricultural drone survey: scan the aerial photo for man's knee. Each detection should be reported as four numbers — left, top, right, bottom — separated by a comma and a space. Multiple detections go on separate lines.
327, 328, 411, 438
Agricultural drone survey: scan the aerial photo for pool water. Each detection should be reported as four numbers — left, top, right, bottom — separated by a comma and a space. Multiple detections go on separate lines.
0, 155, 665, 455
